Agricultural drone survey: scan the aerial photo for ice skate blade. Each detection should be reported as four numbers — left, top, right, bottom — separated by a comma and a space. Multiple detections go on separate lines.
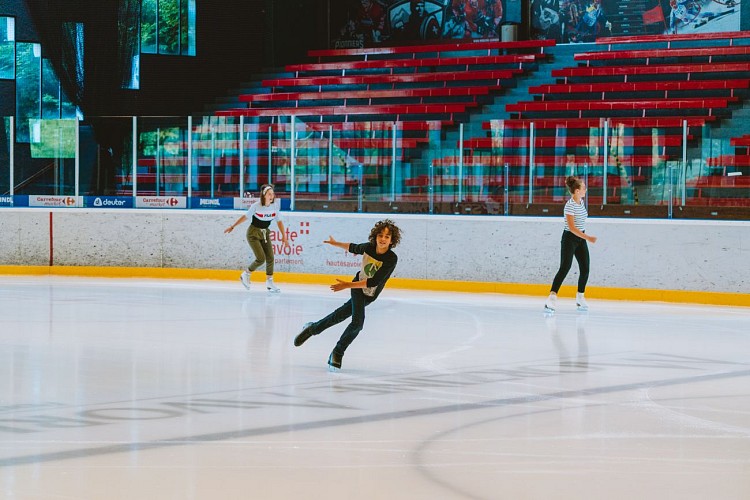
543, 306, 555, 315
327, 364, 341, 373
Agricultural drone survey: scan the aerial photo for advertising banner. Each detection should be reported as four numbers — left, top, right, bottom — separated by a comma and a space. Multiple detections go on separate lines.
190, 197, 235, 210
233, 197, 292, 211
135, 196, 187, 209
0, 195, 14, 207
82, 196, 134, 209
28, 195, 80, 208
332, 0, 517, 47
531, 0, 740, 42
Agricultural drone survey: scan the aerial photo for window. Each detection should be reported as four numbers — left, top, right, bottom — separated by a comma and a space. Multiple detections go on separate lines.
15, 43, 41, 142
16, 39, 80, 143
0, 17, 15, 79
141, 0, 195, 56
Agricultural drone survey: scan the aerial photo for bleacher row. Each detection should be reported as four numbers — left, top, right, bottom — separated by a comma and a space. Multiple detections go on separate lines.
119, 33, 750, 207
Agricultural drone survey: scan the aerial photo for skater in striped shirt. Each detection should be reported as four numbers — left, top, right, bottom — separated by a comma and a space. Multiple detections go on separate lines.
544, 176, 598, 313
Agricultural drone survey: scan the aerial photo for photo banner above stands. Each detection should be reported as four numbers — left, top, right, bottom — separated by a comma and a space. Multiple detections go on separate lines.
530, 0, 740, 43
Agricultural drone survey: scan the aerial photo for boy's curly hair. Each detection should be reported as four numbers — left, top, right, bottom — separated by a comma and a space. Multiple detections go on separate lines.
368, 219, 402, 248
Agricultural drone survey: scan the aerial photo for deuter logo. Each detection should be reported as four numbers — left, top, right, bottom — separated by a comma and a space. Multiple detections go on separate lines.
94, 198, 103, 207
200, 199, 220, 206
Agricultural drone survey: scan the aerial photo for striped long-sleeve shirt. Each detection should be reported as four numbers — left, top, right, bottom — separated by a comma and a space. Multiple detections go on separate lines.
563, 198, 587, 233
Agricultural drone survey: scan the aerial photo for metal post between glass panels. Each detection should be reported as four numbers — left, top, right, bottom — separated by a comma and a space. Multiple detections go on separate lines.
210, 126, 215, 197
603, 120, 609, 205
267, 125, 272, 186
504, 162, 509, 215
74, 118, 79, 199
328, 125, 333, 201
528, 122, 535, 204
188, 115, 193, 199
156, 127, 161, 196
9, 116, 14, 196
238, 116, 244, 198
132, 116, 137, 197
357, 163, 363, 213
583, 162, 589, 211
428, 161, 434, 214
668, 164, 674, 219
391, 122, 396, 202
681, 119, 687, 206
458, 123, 464, 203
290, 115, 296, 211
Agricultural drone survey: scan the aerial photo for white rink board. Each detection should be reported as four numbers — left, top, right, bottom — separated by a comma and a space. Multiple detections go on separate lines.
0, 209, 748, 294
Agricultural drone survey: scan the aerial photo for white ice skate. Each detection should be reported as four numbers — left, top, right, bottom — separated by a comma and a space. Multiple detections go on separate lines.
240, 271, 251, 290
576, 292, 589, 312
544, 294, 557, 314
266, 277, 281, 293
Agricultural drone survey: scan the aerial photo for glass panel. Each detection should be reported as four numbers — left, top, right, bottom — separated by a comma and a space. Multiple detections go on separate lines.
398, 121, 440, 211
0, 17, 15, 79
530, 121, 604, 205
137, 117, 188, 196
1, 117, 10, 194
62, 22, 85, 99
190, 115, 241, 198
28, 119, 76, 195
158, 0, 180, 55
180, 0, 196, 56
290, 120, 330, 202
271, 122, 292, 199
690, 122, 750, 208
15, 43, 41, 143
487, 119, 532, 206
605, 121, 683, 207
82, 117, 135, 197
118, 0, 140, 88
237, 118, 266, 197
141, 0, 157, 54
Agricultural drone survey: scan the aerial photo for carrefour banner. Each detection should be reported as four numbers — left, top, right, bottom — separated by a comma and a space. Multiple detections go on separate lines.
82, 196, 134, 209
531, 0, 740, 42
233, 197, 292, 211
28, 195, 80, 207
135, 196, 187, 209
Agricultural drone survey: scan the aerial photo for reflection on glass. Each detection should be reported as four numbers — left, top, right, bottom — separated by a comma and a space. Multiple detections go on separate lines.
118, 0, 140, 88
42, 59, 61, 119
141, 0, 157, 54
0, 17, 15, 79
2, 113, 747, 211
29, 119, 76, 159
1, 117, 10, 193
180, 0, 196, 56
138, 119, 189, 196
15, 43, 41, 143
158, 0, 179, 55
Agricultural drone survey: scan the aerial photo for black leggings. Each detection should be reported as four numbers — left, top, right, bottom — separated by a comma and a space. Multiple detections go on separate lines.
310, 288, 375, 356
550, 231, 590, 294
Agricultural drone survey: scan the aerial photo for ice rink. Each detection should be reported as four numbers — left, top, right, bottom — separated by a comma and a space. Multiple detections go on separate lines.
1, 275, 748, 499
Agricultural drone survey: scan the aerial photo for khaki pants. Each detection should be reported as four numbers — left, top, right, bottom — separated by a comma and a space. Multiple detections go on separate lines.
246, 226, 274, 276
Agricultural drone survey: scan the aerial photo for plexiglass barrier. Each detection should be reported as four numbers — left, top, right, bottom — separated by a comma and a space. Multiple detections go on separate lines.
1, 115, 748, 215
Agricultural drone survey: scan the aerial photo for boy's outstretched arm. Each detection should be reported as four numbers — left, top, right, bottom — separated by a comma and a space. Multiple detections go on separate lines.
324, 235, 351, 250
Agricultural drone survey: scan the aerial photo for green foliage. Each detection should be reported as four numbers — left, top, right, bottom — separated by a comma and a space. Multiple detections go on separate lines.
0, 42, 13, 79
